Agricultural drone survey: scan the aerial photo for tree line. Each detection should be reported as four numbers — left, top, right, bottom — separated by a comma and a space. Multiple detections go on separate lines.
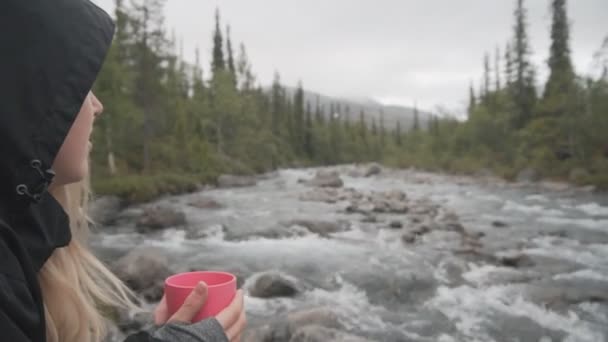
92, 0, 608, 201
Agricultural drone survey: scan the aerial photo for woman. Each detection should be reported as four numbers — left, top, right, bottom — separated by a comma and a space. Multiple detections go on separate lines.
0, 0, 246, 341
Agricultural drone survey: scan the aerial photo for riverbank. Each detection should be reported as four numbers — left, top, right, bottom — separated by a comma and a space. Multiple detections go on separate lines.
93, 161, 605, 206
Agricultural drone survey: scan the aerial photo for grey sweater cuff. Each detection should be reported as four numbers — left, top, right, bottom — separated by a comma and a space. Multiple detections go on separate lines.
152, 318, 229, 342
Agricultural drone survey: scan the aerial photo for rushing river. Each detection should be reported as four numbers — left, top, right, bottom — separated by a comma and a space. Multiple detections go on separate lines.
93, 167, 608, 342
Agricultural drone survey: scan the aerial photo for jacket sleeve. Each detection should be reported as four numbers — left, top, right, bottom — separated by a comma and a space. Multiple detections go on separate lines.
124, 318, 229, 342
0, 274, 42, 342
0, 309, 32, 341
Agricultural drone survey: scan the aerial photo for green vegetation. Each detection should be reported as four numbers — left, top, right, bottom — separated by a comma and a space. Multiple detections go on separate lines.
384, 0, 608, 190
92, 0, 608, 202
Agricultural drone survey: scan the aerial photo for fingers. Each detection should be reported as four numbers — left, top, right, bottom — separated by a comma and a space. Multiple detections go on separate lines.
168, 282, 208, 324
226, 308, 247, 341
154, 295, 169, 325
216, 290, 245, 333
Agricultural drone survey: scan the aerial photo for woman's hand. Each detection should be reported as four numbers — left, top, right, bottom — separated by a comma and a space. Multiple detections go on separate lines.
154, 282, 247, 341
215, 289, 247, 342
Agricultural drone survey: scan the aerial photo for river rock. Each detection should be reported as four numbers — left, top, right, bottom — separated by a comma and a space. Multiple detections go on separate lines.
487, 314, 566, 342
412, 224, 432, 236
389, 221, 403, 229
290, 326, 369, 342
112, 247, 172, 301
409, 216, 424, 224
256, 171, 280, 181
517, 168, 541, 183
569, 167, 590, 183
526, 278, 608, 311
114, 207, 144, 226
441, 221, 466, 234
402, 233, 417, 244
338, 188, 362, 201
357, 272, 437, 307
244, 307, 345, 342
368, 196, 409, 214
117, 311, 153, 334
286, 220, 350, 237
475, 168, 494, 178
387, 190, 407, 201
223, 224, 308, 241
579, 185, 597, 193
299, 189, 339, 203
185, 223, 226, 240
307, 170, 344, 188
185, 228, 210, 240
249, 272, 300, 298
347, 169, 363, 177
361, 215, 377, 223
136, 206, 186, 232
492, 220, 509, 228
345, 202, 373, 215
539, 181, 571, 192
498, 252, 535, 268
90, 196, 123, 226
556, 229, 608, 245
364, 163, 382, 177
287, 307, 343, 330
410, 201, 439, 217
188, 197, 224, 209
218, 174, 257, 188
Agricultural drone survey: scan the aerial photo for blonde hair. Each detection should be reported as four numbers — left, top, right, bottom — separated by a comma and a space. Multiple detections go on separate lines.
39, 175, 139, 342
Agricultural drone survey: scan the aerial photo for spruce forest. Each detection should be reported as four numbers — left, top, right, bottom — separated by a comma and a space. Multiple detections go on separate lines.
92, 0, 608, 201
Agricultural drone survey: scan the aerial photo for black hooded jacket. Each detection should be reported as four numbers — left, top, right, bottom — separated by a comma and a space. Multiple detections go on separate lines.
0, 1, 227, 341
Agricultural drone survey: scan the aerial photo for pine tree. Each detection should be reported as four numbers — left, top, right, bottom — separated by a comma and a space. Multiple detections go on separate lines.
359, 109, 367, 144
495, 46, 502, 92
236, 43, 255, 91
270, 72, 284, 137
468, 82, 477, 117
328, 105, 341, 162
379, 109, 386, 147
293, 81, 305, 155
226, 25, 236, 82
315, 95, 324, 124
130, 0, 167, 172
304, 101, 314, 159
428, 115, 439, 136
212, 8, 225, 74
114, 0, 130, 62
413, 104, 420, 131
192, 47, 205, 99
483, 52, 491, 102
395, 120, 402, 146
505, 42, 514, 89
285, 98, 294, 150
539, 0, 579, 158
543, 0, 575, 104
92, 0, 134, 175
512, 0, 537, 129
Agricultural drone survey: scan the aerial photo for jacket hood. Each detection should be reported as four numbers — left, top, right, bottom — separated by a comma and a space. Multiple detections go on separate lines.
0, 0, 115, 270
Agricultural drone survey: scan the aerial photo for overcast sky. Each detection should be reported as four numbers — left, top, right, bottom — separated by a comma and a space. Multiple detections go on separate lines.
92, 0, 607, 114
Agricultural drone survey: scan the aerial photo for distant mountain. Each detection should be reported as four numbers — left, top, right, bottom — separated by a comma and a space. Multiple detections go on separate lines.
280, 87, 431, 131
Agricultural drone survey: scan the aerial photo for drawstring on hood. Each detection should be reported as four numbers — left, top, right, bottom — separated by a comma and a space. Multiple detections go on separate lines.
15, 160, 56, 203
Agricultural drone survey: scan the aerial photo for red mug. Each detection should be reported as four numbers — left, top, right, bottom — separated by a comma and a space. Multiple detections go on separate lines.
164, 271, 237, 322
